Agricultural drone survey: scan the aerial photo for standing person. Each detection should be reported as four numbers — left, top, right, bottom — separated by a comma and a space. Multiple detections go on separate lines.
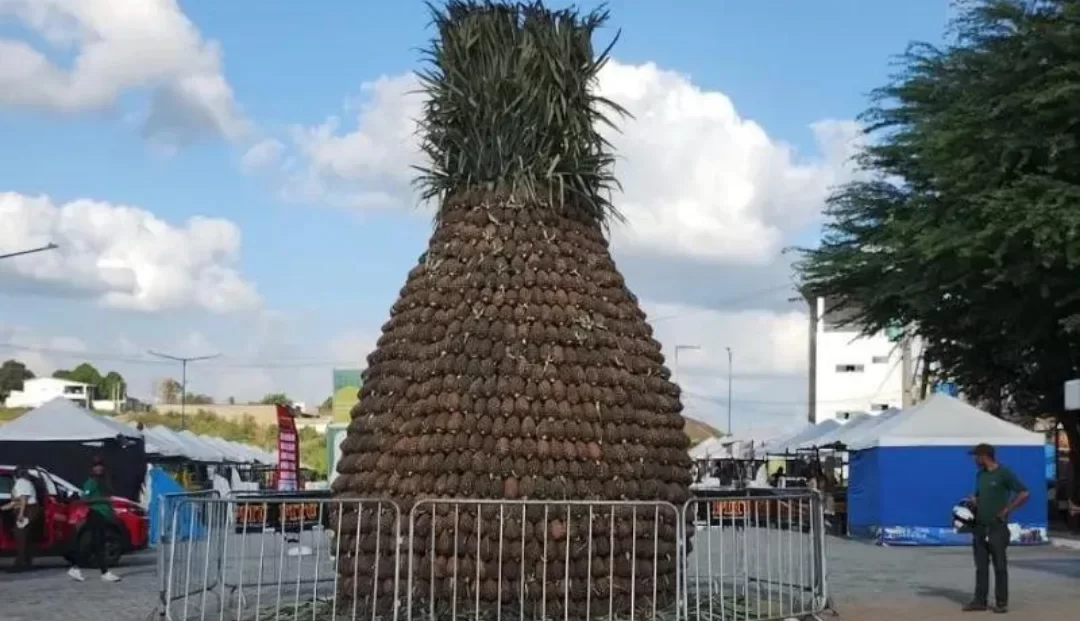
67, 456, 121, 583
963, 444, 1029, 614
1, 466, 40, 572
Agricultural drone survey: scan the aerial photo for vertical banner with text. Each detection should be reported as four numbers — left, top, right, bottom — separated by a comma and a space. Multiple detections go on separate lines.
275, 404, 300, 491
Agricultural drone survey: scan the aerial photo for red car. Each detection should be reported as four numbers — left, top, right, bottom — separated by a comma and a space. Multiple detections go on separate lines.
0, 465, 149, 567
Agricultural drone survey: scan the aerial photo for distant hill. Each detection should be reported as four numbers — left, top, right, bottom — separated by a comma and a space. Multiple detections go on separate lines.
684, 416, 722, 445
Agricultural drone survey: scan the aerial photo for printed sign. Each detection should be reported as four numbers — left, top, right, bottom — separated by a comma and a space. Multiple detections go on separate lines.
275, 404, 300, 492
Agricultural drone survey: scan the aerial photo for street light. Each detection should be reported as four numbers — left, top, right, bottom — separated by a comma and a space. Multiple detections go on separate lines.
725, 347, 733, 436
673, 344, 701, 387
147, 350, 221, 429
0, 242, 59, 260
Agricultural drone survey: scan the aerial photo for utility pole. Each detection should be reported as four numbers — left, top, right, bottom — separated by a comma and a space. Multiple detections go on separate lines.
726, 346, 733, 436
147, 350, 220, 429
673, 344, 701, 387
0, 242, 59, 260
900, 335, 914, 408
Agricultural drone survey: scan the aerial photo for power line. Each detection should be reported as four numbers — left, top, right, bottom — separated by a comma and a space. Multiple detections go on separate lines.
649, 283, 798, 323
147, 350, 221, 430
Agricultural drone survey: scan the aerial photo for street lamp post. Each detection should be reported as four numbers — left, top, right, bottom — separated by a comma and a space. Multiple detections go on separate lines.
0, 242, 59, 261
726, 347, 733, 435
147, 350, 221, 429
673, 344, 701, 387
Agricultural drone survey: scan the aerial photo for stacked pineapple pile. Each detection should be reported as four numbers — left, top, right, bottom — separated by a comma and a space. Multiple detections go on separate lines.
334, 2, 693, 618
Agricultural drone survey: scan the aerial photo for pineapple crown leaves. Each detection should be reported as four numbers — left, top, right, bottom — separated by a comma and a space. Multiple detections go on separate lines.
414, 0, 629, 228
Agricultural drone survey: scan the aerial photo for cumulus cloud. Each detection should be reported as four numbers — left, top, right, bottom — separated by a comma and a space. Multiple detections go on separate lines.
0, 192, 260, 313
258, 60, 862, 263
0, 0, 246, 143
0, 324, 87, 377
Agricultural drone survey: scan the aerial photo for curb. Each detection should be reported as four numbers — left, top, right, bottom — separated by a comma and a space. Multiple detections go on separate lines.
1049, 537, 1080, 551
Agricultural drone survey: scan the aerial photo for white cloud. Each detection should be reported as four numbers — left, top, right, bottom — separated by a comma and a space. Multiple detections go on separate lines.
240, 138, 285, 174
0, 0, 246, 143
640, 300, 811, 434
0, 191, 260, 313
0, 323, 87, 378
263, 60, 862, 263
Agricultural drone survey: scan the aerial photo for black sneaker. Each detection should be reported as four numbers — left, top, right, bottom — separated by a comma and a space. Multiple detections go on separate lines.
991, 604, 1008, 614
962, 602, 988, 612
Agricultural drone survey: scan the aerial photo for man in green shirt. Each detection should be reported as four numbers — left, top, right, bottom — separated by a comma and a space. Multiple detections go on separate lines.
962, 444, 1029, 614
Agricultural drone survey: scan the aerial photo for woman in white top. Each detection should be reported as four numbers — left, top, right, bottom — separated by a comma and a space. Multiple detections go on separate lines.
2, 465, 40, 571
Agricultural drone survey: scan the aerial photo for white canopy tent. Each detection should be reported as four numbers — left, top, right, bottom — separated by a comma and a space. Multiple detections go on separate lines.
0, 398, 142, 442
794, 413, 875, 450
835, 408, 903, 449
846, 394, 1044, 450
138, 424, 188, 459
763, 419, 842, 454
152, 426, 219, 462
200, 435, 249, 462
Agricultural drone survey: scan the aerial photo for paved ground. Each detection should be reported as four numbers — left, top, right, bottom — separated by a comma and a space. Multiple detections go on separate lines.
2, 533, 1078, 621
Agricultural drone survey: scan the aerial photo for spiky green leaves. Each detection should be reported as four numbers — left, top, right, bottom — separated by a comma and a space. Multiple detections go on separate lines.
415, 1, 628, 226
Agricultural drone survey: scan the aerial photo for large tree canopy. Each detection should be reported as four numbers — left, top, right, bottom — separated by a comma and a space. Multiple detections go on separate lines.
796, 0, 1080, 497
0, 359, 34, 404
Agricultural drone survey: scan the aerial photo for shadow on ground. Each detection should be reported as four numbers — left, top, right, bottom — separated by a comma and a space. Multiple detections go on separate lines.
1011, 557, 1080, 579
914, 586, 971, 605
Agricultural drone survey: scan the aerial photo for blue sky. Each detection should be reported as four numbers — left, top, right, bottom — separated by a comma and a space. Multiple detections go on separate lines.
0, 0, 950, 431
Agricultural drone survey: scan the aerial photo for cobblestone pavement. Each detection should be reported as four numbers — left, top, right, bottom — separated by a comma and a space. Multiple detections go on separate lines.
2, 533, 1078, 621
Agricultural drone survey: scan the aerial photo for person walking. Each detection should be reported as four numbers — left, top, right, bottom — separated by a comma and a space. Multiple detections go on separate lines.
963, 443, 1029, 614
67, 456, 121, 583
1, 466, 40, 572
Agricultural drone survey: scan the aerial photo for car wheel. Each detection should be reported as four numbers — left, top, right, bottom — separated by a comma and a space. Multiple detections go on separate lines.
77, 525, 126, 568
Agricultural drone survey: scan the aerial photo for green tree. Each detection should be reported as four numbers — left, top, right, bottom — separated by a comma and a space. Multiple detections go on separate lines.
53, 362, 103, 397
0, 359, 34, 404
795, 0, 1080, 501
260, 393, 291, 406
101, 371, 126, 400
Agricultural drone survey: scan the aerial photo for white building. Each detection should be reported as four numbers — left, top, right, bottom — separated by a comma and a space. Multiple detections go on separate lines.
806, 295, 921, 423
5, 377, 94, 409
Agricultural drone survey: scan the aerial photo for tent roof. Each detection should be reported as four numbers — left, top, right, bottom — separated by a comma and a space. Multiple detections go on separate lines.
847, 394, 1045, 450
178, 431, 230, 462
132, 424, 180, 457
794, 413, 875, 449
151, 426, 219, 462
836, 408, 903, 448
765, 420, 842, 453
0, 398, 142, 442
688, 437, 724, 459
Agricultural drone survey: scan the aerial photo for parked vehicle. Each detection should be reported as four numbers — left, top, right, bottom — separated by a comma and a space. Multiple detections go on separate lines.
0, 465, 148, 566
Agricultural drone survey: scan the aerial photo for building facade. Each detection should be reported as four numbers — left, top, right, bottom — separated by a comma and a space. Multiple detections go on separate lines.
807, 295, 920, 423
5, 377, 94, 409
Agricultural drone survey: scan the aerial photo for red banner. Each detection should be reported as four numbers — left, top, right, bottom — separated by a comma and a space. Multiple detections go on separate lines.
275, 404, 300, 491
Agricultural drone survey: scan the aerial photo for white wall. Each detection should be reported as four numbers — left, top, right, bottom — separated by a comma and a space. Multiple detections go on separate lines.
811, 297, 920, 422
5, 377, 92, 408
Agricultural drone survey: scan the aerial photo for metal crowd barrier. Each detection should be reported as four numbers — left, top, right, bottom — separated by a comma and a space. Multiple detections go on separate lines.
158, 492, 830, 621
157, 490, 222, 614
682, 493, 828, 621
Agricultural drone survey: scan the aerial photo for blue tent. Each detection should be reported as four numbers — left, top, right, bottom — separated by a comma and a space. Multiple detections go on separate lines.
147, 467, 209, 544
847, 394, 1048, 546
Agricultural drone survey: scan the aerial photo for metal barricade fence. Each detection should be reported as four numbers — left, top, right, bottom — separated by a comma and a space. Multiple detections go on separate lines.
158, 493, 828, 621
158, 490, 222, 612
681, 492, 828, 621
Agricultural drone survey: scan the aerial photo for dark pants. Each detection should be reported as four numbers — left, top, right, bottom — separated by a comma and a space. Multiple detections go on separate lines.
85, 510, 111, 574
13, 505, 41, 569
973, 521, 1010, 606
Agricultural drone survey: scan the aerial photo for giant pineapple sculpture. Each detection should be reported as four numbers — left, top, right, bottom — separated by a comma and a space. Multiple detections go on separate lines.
333, 2, 692, 618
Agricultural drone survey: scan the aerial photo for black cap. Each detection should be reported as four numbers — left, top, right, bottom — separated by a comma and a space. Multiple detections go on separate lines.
970, 443, 995, 458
